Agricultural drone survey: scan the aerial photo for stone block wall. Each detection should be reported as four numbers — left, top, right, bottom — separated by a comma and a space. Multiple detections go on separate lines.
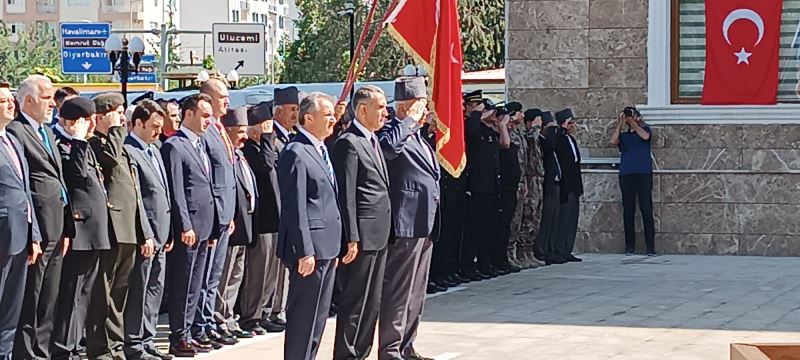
506, 0, 800, 256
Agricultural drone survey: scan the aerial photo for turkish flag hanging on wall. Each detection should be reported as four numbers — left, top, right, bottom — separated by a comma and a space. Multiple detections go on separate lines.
387, 0, 466, 177
702, 0, 782, 105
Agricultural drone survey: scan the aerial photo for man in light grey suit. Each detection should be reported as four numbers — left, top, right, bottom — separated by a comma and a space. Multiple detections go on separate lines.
122, 100, 174, 360
0, 83, 42, 359
377, 77, 440, 360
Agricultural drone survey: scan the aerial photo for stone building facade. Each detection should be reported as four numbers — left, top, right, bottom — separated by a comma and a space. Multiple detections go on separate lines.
506, 0, 800, 256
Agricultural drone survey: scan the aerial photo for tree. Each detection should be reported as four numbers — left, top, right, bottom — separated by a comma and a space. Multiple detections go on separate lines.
281, 0, 504, 83
0, 23, 64, 85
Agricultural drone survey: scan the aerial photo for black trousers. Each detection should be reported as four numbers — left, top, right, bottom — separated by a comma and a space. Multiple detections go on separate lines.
14, 237, 65, 360
432, 204, 465, 280
496, 189, 518, 267
86, 243, 137, 360
51, 250, 101, 360
285, 259, 336, 360
537, 181, 561, 260
333, 248, 387, 360
167, 240, 209, 345
461, 192, 497, 272
620, 174, 656, 254
0, 251, 28, 359
555, 192, 580, 258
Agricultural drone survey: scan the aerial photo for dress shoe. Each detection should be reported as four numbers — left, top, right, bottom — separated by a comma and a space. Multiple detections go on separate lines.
189, 336, 214, 352
501, 263, 522, 273
169, 340, 197, 358
440, 277, 459, 287
449, 273, 468, 284
546, 257, 567, 265
426, 282, 446, 294
476, 269, 494, 280
146, 347, 175, 360
433, 279, 450, 289
407, 352, 435, 360
241, 323, 267, 336
565, 255, 583, 262
230, 329, 254, 339
258, 319, 286, 333
268, 316, 286, 326
207, 329, 237, 346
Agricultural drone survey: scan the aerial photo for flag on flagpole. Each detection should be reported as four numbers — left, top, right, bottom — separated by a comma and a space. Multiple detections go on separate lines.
386, 0, 466, 177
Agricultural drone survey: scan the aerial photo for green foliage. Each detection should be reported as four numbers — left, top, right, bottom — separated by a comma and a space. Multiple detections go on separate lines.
203, 54, 215, 70
281, 0, 504, 83
0, 23, 63, 85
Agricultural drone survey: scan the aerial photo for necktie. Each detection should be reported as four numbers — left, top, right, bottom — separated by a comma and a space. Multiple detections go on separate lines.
370, 136, 384, 172
214, 123, 235, 164
415, 132, 434, 165
196, 140, 210, 175
38, 126, 69, 204
146, 147, 167, 185
238, 154, 256, 213
319, 144, 335, 184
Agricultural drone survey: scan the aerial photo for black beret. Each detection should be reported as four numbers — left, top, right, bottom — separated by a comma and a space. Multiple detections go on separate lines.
541, 111, 555, 126
463, 90, 482, 103
131, 91, 155, 105
92, 92, 125, 114
555, 108, 574, 124
524, 109, 543, 122
60, 97, 96, 120
274, 86, 299, 106
506, 101, 523, 113
221, 106, 250, 127
247, 101, 273, 126
394, 76, 427, 102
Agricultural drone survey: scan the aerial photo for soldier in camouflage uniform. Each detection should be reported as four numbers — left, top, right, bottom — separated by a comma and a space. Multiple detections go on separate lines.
506, 113, 531, 268
518, 109, 546, 267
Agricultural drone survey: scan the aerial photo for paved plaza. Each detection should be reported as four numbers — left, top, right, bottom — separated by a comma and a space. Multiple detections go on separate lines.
154, 254, 800, 359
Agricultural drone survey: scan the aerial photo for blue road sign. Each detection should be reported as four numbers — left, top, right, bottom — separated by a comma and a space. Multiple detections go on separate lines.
60, 22, 112, 75
128, 55, 158, 84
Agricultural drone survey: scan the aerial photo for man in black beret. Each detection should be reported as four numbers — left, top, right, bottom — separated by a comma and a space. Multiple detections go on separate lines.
50, 97, 114, 360
553, 108, 583, 264
84, 91, 155, 359
496, 102, 526, 274
238, 101, 286, 335
212, 107, 256, 340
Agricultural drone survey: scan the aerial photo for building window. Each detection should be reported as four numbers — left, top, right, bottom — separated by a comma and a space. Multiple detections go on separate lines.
278, 15, 284, 29
261, 14, 267, 24
252, 12, 259, 23
154, 0, 158, 6
672, 0, 800, 103
232, 10, 240, 22
278, 0, 283, 4
67, 0, 92, 5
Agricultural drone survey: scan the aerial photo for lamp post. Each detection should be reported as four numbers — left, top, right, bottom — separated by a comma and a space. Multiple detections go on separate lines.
105, 34, 145, 108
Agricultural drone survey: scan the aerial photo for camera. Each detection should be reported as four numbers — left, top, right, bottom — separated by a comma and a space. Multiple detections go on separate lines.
623, 106, 640, 118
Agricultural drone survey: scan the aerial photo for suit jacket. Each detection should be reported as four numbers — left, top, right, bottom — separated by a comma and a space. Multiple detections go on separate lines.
90, 126, 152, 245
203, 123, 237, 228
378, 116, 440, 239
7, 114, 74, 242
332, 124, 391, 251
161, 130, 216, 243
273, 126, 292, 153
276, 131, 342, 265
242, 134, 280, 234
0, 132, 42, 257
539, 126, 562, 190
555, 130, 584, 201
54, 130, 111, 251
124, 135, 172, 248
229, 150, 257, 247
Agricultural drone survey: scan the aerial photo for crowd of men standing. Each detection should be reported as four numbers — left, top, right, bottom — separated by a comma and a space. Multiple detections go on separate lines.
0, 71, 586, 360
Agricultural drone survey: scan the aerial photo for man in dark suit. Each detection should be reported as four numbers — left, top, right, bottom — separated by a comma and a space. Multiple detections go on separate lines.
536, 112, 564, 265
50, 97, 113, 360
554, 109, 583, 263
123, 100, 174, 360
269, 87, 301, 326
161, 93, 217, 357
377, 77, 440, 360
84, 92, 154, 360
331, 86, 392, 360
0, 84, 42, 359
277, 92, 342, 360
193, 79, 238, 347
10, 75, 74, 360
239, 102, 285, 335
214, 107, 256, 339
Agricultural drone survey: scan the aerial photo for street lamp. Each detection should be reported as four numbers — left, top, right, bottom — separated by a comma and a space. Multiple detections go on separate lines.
105, 34, 145, 108
343, 2, 355, 100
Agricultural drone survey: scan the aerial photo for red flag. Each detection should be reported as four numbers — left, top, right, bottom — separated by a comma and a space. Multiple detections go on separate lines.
387, 0, 466, 177
702, 0, 782, 105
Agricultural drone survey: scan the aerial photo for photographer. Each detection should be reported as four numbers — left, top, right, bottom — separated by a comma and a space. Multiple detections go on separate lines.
610, 107, 655, 256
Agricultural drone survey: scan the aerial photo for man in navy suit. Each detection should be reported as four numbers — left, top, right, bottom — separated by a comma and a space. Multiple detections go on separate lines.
277, 92, 342, 360
0, 83, 42, 359
377, 77, 440, 360
161, 94, 217, 357
123, 100, 174, 360
194, 79, 238, 347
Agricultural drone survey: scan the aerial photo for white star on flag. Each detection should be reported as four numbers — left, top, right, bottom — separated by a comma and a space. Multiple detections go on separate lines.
734, 47, 752, 65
